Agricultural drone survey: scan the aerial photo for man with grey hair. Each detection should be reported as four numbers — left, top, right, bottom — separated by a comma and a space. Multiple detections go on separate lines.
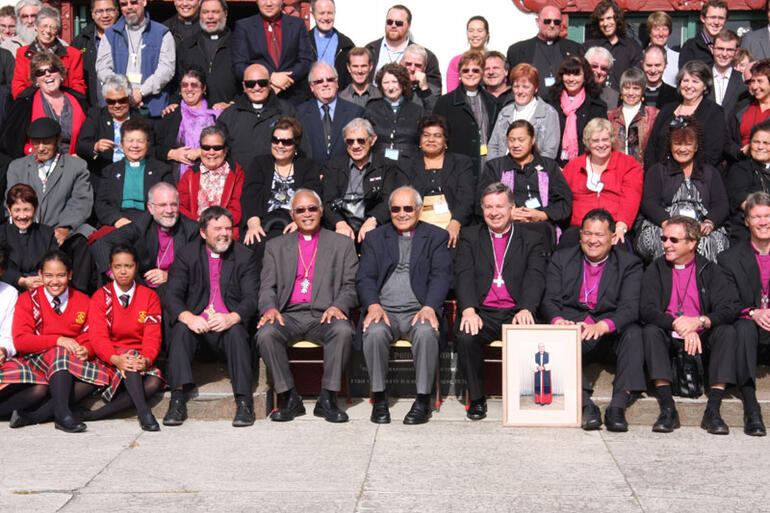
0, 0, 40, 57
400, 44, 440, 112
297, 61, 364, 167
308, 0, 354, 89
586, 46, 619, 108
321, 117, 406, 244
356, 185, 451, 424
257, 188, 358, 423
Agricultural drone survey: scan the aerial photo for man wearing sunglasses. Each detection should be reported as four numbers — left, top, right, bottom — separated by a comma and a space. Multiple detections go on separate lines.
357, 186, 451, 425
365, 4, 441, 91
506, 5, 583, 94
257, 189, 358, 423
297, 61, 363, 167
641, 215, 739, 434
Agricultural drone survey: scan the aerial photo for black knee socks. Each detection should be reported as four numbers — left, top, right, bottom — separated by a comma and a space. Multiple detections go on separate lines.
82, 375, 162, 421
609, 390, 630, 409
0, 384, 48, 417
48, 371, 75, 421
23, 381, 95, 423
656, 385, 675, 410
741, 384, 760, 414
707, 388, 725, 413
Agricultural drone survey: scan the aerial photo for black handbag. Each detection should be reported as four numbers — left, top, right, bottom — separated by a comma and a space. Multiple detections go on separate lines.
671, 343, 705, 398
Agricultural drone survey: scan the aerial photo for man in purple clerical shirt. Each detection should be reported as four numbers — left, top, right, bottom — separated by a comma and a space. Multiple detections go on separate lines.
718, 191, 770, 436
162, 205, 259, 428
641, 215, 740, 434
256, 189, 359, 423
542, 209, 644, 432
454, 182, 547, 420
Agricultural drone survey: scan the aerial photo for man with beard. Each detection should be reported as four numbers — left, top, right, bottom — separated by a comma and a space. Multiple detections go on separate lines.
0, 0, 40, 58
71, 0, 120, 108
162, 205, 259, 427
164, 0, 200, 47
95, 0, 175, 117
176, 0, 239, 105
90, 182, 199, 294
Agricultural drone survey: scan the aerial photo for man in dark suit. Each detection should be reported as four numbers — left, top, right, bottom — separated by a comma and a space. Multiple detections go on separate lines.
679, 0, 728, 68
162, 205, 259, 427
308, 0, 354, 89
356, 186, 451, 425
543, 209, 645, 432
256, 189, 358, 423
163, 0, 200, 47
506, 5, 583, 94
365, 4, 441, 91
709, 30, 747, 121
91, 182, 199, 292
717, 191, 770, 436
454, 182, 547, 421
231, 0, 313, 104
297, 62, 364, 168
641, 215, 740, 434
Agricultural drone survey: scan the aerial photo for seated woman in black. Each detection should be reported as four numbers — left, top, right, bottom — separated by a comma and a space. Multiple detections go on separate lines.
726, 120, 770, 243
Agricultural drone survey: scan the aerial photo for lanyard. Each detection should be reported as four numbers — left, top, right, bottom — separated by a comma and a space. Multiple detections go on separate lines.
674, 264, 695, 317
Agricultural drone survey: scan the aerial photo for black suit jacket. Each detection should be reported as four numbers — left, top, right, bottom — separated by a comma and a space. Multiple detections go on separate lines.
96, 158, 174, 226
506, 36, 584, 93
76, 106, 147, 178
176, 28, 239, 105
679, 34, 714, 68
708, 70, 747, 121
542, 245, 642, 330
365, 37, 442, 90
718, 240, 763, 311
308, 27, 355, 89
296, 96, 365, 167
454, 223, 547, 315
163, 239, 259, 327
0, 222, 57, 290
640, 254, 740, 330
644, 82, 679, 110
407, 151, 476, 227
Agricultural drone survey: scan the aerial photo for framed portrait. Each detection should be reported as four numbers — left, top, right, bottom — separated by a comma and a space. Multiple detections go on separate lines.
502, 324, 582, 427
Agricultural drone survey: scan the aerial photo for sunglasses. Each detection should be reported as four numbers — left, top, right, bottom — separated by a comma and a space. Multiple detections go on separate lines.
542, 18, 562, 25
311, 77, 337, 86
106, 96, 130, 105
345, 137, 367, 146
34, 67, 57, 77
390, 205, 415, 213
461, 67, 481, 74
386, 18, 405, 27
200, 144, 225, 151
293, 205, 320, 214
244, 78, 269, 89
181, 81, 202, 89
660, 235, 690, 243
271, 136, 295, 146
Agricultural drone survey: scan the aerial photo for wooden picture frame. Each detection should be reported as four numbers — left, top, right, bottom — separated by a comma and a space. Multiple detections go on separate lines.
502, 324, 582, 427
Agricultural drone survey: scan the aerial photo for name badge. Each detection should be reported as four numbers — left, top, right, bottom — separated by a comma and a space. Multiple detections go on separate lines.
384, 148, 400, 160
480, 144, 488, 156
126, 72, 143, 85
525, 197, 541, 209
544, 76, 556, 87
433, 201, 450, 214
679, 207, 697, 219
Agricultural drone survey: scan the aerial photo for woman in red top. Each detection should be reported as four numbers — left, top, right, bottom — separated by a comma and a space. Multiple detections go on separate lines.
3, 250, 113, 433
561, 117, 643, 247
83, 244, 163, 431
734, 60, 770, 153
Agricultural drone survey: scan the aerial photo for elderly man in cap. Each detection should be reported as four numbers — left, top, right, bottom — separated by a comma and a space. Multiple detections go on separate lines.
5, 118, 94, 291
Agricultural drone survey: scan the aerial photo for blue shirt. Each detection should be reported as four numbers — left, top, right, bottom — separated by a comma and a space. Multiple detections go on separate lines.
316, 97, 337, 120
313, 28, 338, 68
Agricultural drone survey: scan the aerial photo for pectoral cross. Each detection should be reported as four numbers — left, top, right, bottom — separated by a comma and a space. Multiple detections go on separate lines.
493, 274, 505, 288
676, 308, 683, 317
762, 295, 769, 310
300, 278, 311, 294
205, 303, 216, 317
130, 52, 138, 66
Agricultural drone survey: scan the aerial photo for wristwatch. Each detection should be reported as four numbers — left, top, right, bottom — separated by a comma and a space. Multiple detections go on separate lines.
698, 315, 707, 328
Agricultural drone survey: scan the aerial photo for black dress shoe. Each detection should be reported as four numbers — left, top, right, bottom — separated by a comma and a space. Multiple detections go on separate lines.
270, 390, 306, 422
313, 394, 349, 423
139, 412, 160, 432
232, 399, 255, 427
581, 403, 602, 430
403, 400, 432, 425
9, 410, 32, 429
701, 408, 729, 435
744, 410, 767, 437
604, 406, 628, 432
370, 400, 390, 424
652, 407, 680, 433
466, 399, 487, 420
55, 414, 87, 433
163, 397, 188, 426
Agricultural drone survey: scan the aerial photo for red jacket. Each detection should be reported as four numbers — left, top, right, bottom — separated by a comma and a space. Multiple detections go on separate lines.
88, 283, 162, 365
562, 151, 643, 228
178, 161, 244, 238
12, 44, 87, 99
12, 286, 93, 358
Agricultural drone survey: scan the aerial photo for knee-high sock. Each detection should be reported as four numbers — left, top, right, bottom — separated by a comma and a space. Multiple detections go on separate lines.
82, 375, 162, 421
48, 371, 74, 420
123, 372, 152, 417
23, 381, 96, 423
0, 384, 48, 417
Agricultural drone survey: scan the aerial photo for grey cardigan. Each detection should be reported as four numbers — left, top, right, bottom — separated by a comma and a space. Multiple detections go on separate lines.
487, 97, 560, 160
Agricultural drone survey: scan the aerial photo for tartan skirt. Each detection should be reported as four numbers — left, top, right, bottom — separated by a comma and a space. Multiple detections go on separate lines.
0, 353, 48, 387
101, 349, 163, 402
30, 346, 115, 387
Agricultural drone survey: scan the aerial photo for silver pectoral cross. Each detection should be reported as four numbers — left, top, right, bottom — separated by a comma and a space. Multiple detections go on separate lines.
493, 274, 505, 288
763, 295, 769, 310
300, 278, 311, 294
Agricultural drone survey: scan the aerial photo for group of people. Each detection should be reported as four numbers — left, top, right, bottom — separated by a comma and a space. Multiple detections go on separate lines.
0, 0, 769, 435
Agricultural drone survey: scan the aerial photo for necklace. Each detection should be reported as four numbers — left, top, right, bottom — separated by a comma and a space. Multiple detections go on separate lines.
156, 232, 173, 269
297, 236, 319, 294
673, 263, 695, 317
488, 228, 513, 288
581, 259, 603, 306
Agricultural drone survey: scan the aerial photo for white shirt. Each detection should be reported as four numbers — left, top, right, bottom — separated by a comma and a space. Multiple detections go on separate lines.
0, 283, 18, 357
113, 280, 137, 308
43, 287, 69, 314
712, 66, 732, 106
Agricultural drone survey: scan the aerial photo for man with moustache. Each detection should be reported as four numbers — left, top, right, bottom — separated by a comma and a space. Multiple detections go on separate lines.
718, 191, 770, 436
641, 215, 740, 434
71, 0, 120, 107
308, 0, 354, 89
164, 0, 200, 46
162, 205, 259, 427
543, 209, 645, 431
1, 0, 40, 58
257, 189, 358, 423
641, 45, 678, 110
338, 47, 381, 108
454, 182, 546, 420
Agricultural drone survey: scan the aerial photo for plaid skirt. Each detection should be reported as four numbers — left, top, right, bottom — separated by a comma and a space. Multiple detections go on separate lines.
101, 349, 163, 402
0, 353, 48, 387
29, 346, 115, 387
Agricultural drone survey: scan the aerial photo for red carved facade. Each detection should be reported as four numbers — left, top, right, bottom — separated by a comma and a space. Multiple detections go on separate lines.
512, 0, 765, 12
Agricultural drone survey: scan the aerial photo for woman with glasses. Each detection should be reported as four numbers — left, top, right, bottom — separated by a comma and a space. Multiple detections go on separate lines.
726, 121, 770, 243
433, 49, 499, 177
156, 65, 224, 182
607, 67, 659, 167
635, 116, 729, 262
242, 117, 321, 245
445, 16, 489, 93
178, 126, 244, 239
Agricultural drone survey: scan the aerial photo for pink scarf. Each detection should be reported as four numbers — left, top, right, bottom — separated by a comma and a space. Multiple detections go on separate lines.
560, 88, 586, 161
177, 99, 222, 179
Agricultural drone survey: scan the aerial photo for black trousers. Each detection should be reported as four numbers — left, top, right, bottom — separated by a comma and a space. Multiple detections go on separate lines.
733, 319, 770, 387
582, 323, 646, 396
62, 234, 93, 294
454, 306, 515, 401
642, 324, 736, 386
166, 322, 253, 397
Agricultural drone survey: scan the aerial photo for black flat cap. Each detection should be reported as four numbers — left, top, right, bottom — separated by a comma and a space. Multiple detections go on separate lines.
27, 118, 61, 139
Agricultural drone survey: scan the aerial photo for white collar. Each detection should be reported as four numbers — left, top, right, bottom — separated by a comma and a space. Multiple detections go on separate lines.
584, 255, 609, 267
43, 287, 69, 307
712, 66, 732, 80
113, 280, 136, 303
489, 225, 512, 239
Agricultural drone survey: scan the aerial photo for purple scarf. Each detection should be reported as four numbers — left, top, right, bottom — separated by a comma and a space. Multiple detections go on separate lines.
177, 99, 222, 178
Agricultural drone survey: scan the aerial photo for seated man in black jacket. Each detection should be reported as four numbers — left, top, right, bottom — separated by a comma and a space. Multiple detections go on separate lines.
542, 208, 645, 432
641, 215, 740, 434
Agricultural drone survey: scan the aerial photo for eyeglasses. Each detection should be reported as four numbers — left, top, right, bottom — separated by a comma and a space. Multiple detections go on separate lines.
200, 144, 225, 151
181, 81, 202, 89
311, 77, 337, 85
106, 96, 130, 105
34, 67, 58, 77
591, 64, 610, 72
293, 205, 320, 214
386, 18, 405, 27
271, 136, 295, 146
390, 205, 415, 213
93, 8, 117, 16
243, 78, 269, 89
713, 46, 737, 54
461, 67, 481, 74
542, 18, 562, 25
660, 235, 690, 243
345, 137, 367, 146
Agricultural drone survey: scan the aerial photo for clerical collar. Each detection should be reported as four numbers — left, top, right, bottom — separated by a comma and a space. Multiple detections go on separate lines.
673, 257, 695, 270
489, 226, 512, 239
752, 241, 770, 255
207, 33, 219, 40
128, 160, 142, 167
647, 83, 661, 91
584, 255, 609, 267
465, 89, 478, 97
302, 233, 313, 241
398, 229, 415, 237
159, 225, 171, 232
18, 228, 27, 234
208, 250, 221, 259
251, 102, 264, 110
